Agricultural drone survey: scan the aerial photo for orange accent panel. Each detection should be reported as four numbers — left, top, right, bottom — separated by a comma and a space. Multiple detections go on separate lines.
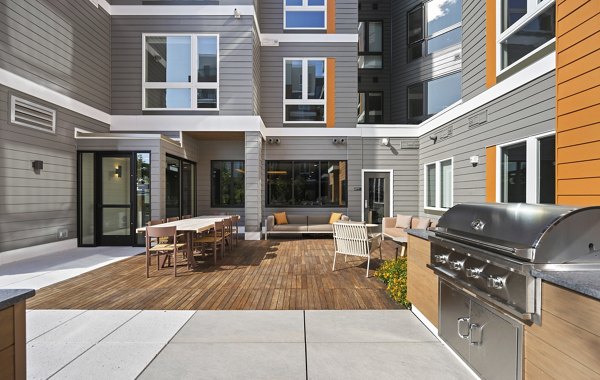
557, 160, 600, 180
327, 0, 336, 34
485, 0, 496, 88
555, 0, 600, 206
557, 123, 600, 147
326, 58, 336, 128
485, 146, 496, 202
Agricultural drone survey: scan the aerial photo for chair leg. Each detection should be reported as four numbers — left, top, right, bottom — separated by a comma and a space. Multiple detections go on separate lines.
146, 251, 150, 278
379, 245, 383, 260
213, 241, 217, 265
332, 252, 337, 271
174, 252, 177, 277
366, 255, 371, 278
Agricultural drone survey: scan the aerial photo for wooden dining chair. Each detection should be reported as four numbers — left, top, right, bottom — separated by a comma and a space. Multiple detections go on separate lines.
167, 216, 180, 222
231, 215, 240, 246
223, 218, 234, 253
193, 221, 225, 265
146, 219, 167, 263
145, 226, 186, 278
182, 215, 192, 220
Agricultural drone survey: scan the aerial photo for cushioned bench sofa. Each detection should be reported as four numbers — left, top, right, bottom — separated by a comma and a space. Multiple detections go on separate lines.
265, 214, 349, 239
381, 215, 438, 240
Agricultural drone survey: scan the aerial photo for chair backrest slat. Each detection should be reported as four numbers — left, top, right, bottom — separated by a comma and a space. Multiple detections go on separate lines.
146, 226, 177, 238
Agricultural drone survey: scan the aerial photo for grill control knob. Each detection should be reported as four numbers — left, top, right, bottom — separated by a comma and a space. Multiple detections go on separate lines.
487, 276, 505, 290
449, 260, 464, 271
465, 267, 482, 279
434, 254, 449, 264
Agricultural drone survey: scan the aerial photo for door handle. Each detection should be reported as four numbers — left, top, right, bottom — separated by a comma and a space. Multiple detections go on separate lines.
457, 317, 470, 339
364, 199, 369, 208
469, 323, 483, 345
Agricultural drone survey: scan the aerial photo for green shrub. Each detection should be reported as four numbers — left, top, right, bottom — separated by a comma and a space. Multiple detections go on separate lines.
374, 257, 411, 308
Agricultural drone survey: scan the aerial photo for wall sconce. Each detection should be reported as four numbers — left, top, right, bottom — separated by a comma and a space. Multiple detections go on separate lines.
234, 8, 241, 18
32, 160, 44, 172
267, 138, 281, 145
429, 135, 438, 143
380, 138, 390, 147
470, 155, 479, 167
115, 165, 122, 178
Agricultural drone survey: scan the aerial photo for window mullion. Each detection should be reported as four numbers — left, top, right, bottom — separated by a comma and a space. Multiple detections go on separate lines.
302, 60, 308, 100
526, 137, 538, 204
436, 161, 442, 208
191, 34, 197, 109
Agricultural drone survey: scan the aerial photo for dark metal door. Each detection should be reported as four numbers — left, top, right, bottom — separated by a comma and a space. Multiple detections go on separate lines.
363, 172, 390, 224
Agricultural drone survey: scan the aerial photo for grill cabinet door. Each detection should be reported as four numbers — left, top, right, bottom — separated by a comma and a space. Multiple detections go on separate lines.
439, 281, 471, 361
469, 300, 521, 380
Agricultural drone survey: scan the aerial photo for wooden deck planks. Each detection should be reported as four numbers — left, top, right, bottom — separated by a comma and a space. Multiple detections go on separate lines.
28, 239, 402, 311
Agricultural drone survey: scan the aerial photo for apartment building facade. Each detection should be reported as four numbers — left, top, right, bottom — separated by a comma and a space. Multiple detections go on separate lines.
0, 0, 597, 253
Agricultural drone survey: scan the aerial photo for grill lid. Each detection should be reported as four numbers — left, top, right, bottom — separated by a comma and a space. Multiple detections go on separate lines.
434, 203, 600, 262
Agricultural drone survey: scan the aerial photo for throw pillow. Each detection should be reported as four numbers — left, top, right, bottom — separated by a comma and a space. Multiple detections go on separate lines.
395, 214, 412, 229
273, 212, 288, 225
415, 218, 431, 229
328, 212, 343, 224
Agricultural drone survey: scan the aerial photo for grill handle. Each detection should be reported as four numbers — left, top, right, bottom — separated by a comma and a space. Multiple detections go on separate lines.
457, 317, 470, 339
470, 323, 483, 345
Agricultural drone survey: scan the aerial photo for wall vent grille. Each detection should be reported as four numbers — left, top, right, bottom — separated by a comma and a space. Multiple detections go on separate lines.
10, 96, 56, 134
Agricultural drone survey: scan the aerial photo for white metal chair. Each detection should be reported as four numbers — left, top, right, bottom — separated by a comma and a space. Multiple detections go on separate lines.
332, 221, 383, 277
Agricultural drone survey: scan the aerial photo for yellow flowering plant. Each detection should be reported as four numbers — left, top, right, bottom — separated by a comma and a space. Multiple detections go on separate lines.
374, 257, 411, 308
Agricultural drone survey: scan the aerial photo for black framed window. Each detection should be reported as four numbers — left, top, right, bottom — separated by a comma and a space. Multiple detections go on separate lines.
407, 0, 462, 62
358, 21, 383, 69
211, 160, 245, 207
166, 155, 196, 218
266, 160, 347, 207
358, 92, 383, 124
407, 72, 461, 122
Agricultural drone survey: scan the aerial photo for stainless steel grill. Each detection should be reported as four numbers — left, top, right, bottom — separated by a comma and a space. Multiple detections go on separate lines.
428, 203, 600, 380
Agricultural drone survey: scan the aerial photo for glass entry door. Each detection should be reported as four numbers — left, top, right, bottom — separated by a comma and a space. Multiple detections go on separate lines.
98, 154, 133, 246
364, 171, 391, 224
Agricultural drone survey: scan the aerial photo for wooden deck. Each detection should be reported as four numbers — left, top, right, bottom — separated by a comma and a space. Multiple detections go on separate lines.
28, 239, 402, 310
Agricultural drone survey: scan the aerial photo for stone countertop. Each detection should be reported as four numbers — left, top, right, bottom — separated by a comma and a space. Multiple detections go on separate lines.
531, 270, 600, 301
406, 229, 432, 240
0, 289, 36, 310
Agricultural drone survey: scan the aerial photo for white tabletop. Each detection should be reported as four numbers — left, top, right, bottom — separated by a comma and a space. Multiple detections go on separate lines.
136, 216, 236, 234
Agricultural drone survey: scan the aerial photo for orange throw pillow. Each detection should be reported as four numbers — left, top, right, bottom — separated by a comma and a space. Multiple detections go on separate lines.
273, 212, 288, 225
329, 212, 343, 224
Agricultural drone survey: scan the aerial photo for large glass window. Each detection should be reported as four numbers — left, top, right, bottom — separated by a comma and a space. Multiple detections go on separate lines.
407, 72, 461, 122
211, 161, 245, 207
358, 21, 383, 69
498, 133, 555, 204
284, 58, 326, 123
135, 153, 151, 245
266, 160, 347, 207
358, 92, 383, 124
407, 0, 462, 62
143, 34, 219, 110
498, 0, 555, 72
166, 155, 196, 218
424, 158, 453, 210
284, 0, 326, 30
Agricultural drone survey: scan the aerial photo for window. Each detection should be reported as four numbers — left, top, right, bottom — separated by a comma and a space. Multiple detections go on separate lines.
284, 0, 326, 30
166, 155, 196, 218
358, 92, 383, 123
211, 161, 245, 207
358, 21, 383, 69
407, 72, 461, 122
143, 34, 219, 110
424, 158, 453, 210
266, 160, 347, 207
284, 58, 326, 123
498, 133, 555, 204
498, 0, 555, 73
407, 0, 462, 62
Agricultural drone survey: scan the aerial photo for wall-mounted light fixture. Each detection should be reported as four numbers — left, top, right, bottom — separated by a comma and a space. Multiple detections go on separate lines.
234, 8, 241, 18
267, 138, 281, 145
470, 155, 479, 167
115, 165, 122, 178
332, 138, 346, 145
32, 160, 44, 172
380, 138, 390, 147
429, 135, 438, 143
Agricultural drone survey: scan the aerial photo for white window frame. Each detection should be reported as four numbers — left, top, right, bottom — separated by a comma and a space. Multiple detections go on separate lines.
282, 58, 327, 124
495, 131, 555, 204
496, 0, 555, 76
142, 33, 220, 111
424, 157, 453, 211
284, 0, 327, 30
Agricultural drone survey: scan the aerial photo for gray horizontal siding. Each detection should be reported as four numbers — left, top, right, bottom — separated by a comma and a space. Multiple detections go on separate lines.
0, 0, 111, 113
418, 72, 556, 218
111, 15, 255, 116
390, 0, 462, 123
260, 42, 358, 128
260, 0, 357, 34
109, 1, 254, 4
461, 0, 487, 101
0, 85, 109, 253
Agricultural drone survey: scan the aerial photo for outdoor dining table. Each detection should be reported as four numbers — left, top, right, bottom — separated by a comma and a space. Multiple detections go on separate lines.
136, 216, 237, 269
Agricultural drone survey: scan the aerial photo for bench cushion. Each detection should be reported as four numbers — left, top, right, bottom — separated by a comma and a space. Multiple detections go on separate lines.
287, 215, 308, 225
272, 224, 308, 232
308, 224, 333, 233
308, 215, 330, 225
